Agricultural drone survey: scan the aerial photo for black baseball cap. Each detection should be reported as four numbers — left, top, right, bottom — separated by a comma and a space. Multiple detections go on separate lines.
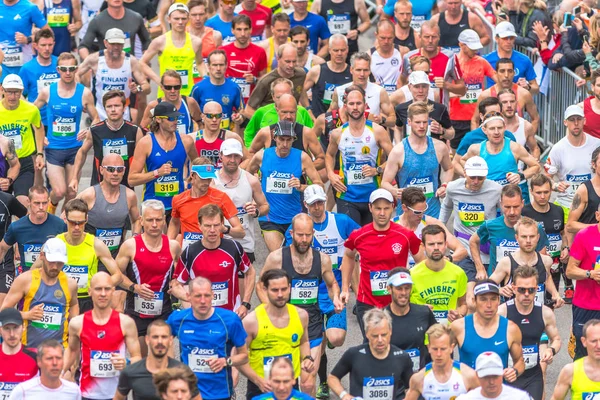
154, 102, 181, 119
0, 308, 23, 326
273, 121, 297, 137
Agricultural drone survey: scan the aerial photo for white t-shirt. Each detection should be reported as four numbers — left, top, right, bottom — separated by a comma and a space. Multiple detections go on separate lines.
456, 384, 532, 400
9, 377, 81, 400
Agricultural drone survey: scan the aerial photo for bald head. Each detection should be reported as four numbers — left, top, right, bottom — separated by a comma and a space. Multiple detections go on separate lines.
204, 101, 223, 114
90, 271, 113, 289
102, 153, 125, 167
279, 94, 297, 109
189, 276, 212, 293
291, 213, 313, 231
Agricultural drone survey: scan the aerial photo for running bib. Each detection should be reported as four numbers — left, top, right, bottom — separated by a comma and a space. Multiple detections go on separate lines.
290, 279, 318, 305
314, 235, 339, 269
47, 8, 70, 27
323, 82, 336, 104
154, 175, 180, 197
134, 292, 164, 316
23, 243, 42, 267
433, 310, 449, 325
535, 283, 545, 305
97, 228, 123, 251
546, 233, 562, 258
263, 354, 292, 380
0, 382, 18, 400
176, 70, 189, 88
102, 138, 128, 160
370, 271, 389, 296
37, 74, 59, 95
460, 83, 482, 104
410, 15, 426, 32
582, 393, 600, 399
177, 122, 187, 136
383, 84, 397, 94
182, 232, 203, 249
458, 202, 485, 227
406, 348, 420, 372
327, 13, 350, 34
3, 128, 22, 150
363, 377, 393, 400
90, 351, 119, 378
52, 117, 76, 137
566, 173, 591, 193
509, 344, 538, 370
193, 61, 200, 80
236, 207, 249, 227
62, 265, 89, 290
496, 239, 519, 259
124, 32, 131, 54
346, 163, 371, 185
212, 281, 229, 306
232, 77, 250, 98
266, 176, 292, 194
407, 176, 434, 198
31, 303, 63, 330
2, 45, 23, 67
189, 348, 218, 373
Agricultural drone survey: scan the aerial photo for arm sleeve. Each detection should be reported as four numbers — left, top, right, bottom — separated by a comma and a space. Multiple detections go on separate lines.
439, 105, 452, 129
439, 192, 453, 224
408, 231, 422, 255
31, 108, 42, 128
9, 196, 28, 218
427, 308, 437, 327
79, 19, 99, 50
247, 82, 269, 110
455, 134, 472, 156
400, 354, 414, 391
31, 5, 47, 28
457, 270, 468, 297
524, 59, 537, 81
318, 17, 331, 39
536, 227, 550, 250
3, 225, 17, 246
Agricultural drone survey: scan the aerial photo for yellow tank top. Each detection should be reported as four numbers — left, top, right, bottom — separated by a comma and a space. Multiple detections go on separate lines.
22, 268, 71, 347
249, 304, 303, 379
572, 358, 600, 400
266, 37, 290, 73
158, 31, 196, 97
58, 233, 98, 298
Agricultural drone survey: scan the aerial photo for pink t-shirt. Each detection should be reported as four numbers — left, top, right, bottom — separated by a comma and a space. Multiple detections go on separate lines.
570, 224, 600, 310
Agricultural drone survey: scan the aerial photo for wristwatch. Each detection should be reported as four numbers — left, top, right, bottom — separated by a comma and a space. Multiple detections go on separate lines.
376, 166, 384, 175
224, 225, 231, 235
303, 355, 314, 362
242, 301, 252, 310
226, 357, 233, 367
129, 283, 136, 293
587, 270, 592, 279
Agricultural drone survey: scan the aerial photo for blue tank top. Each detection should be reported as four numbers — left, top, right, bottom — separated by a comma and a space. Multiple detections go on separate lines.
259, 147, 303, 225
159, 97, 193, 136
46, 82, 85, 149
144, 132, 187, 210
396, 136, 441, 218
44, 0, 72, 55
480, 138, 530, 204
459, 314, 510, 369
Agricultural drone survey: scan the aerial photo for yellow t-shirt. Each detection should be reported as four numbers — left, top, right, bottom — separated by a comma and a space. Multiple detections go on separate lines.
410, 260, 468, 324
0, 99, 41, 158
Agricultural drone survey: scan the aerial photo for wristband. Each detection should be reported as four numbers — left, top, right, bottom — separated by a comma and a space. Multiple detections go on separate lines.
513, 367, 519, 378
242, 301, 252, 310
153, 169, 159, 179
518, 172, 525, 181
340, 391, 349, 399
254, 208, 260, 218
36, 152, 44, 157
129, 283, 136, 293
550, 346, 557, 356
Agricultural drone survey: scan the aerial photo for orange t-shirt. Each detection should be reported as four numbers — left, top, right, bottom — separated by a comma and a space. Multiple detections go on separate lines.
449, 55, 496, 121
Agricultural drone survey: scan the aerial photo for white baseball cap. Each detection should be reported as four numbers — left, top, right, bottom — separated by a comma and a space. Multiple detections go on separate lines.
168, 3, 189, 15
369, 189, 394, 204
104, 28, 126, 44
387, 271, 413, 287
475, 352, 504, 377
495, 21, 517, 38
564, 104, 585, 120
42, 238, 68, 264
2, 74, 24, 90
220, 138, 243, 156
458, 29, 483, 50
464, 156, 489, 177
408, 71, 430, 86
304, 184, 327, 205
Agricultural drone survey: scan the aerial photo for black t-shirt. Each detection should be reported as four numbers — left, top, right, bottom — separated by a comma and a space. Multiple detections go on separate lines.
394, 99, 452, 141
386, 304, 437, 372
330, 344, 413, 400
522, 203, 564, 259
117, 357, 200, 400
0, 191, 28, 268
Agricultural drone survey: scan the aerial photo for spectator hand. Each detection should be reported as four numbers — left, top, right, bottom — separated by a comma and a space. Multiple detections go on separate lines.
533, 21, 550, 40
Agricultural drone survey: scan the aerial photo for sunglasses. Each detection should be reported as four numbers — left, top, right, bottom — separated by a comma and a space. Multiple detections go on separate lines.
58, 66, 77, 72
67, 219, 86, 226
515, 287, 537, 295
156, 115, 178, 122
407, 204, 429, 216
205, 113, 222, 119
163, 85, 181, 91
103, 165, 126, 173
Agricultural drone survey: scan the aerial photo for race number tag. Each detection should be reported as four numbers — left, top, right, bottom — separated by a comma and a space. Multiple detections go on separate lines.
52, 117, 76, 137
346, 163, 371, 185
176, 70, 189, 89
410, 15, 426, 32
232, 77, 250, 98
2, 45, 23, 67
212, 281, 229, 306
496, 239, 519, 259
407, 176, 434, 198
97, 228, 123, 251
263, 354, 292, 380
47, 8, 70, 27
3, 128, 23, 150
581, 393, 600, 399
566, 173, 591, 193
327, 13, 351, 34
406, 348, 420, 372
546, 233, 562, 258
123, 32, 131, 54
24, 243, 43, 267
177, 122, 187, 136
154, 175, 180, 197
182, 232, 203, 249
62, 265, 89, 290
0, 382, 18, 400
31, 303, 63, 330
458, 202, 485, 227
509, 344, 538, 370
363, 377, 393, 400
460, 83, 482, 104
370, 271, 389, 296
102, 138, 128, 160
266, 176, 292, 194
134, 292, 164, 316
433, 310, 449, 325
290, 279, 318, 305
189, 348, 218, 373
323, 82, 336, 104
535, 283, 545, 305
90, 351, 119, 378
36, 74, 59, 95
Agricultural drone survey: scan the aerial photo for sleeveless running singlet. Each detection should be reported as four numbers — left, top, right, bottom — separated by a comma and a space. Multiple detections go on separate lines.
580, 180, 600, 224
86, 185, 129, 254
46, 82, 85, 149
571, 357, 600, 400
506, 299, 544, 376
507, 252, 547, 304
158, 31, 196, 97
193, 129, 226, 167
459, 314, 510, 368
90, 120, 138, 188
93, 51, 132, 121
421, 361, 468, 400
438, 10, 470, 53
58, 233, 99, 298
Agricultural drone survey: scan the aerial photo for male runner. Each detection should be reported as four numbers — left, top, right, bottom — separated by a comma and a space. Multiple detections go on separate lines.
566, 148, 600, 244
369, 19, 403, 95
259, 13, 291, 73
0, 308, 39, 393
252, 357, 314, 400
0, 191, 27, 304
291, 26, 325, 71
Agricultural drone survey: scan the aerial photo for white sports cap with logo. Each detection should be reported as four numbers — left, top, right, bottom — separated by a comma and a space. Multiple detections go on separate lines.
564, 104, 584, 120
105, 28, 126, 44
387, 271, 413, 287
304, 184, 327, 205
464, 156, 489, 177
2, 74, 24, 90
168, 3, 189, 15
458, 29, 483, 50
369, 188, 394, 204
408, 71, 430, 86
475, 352, 504, 377
220, 138, 243, 156
495, 21, 517, 38
42, 238, 68, 264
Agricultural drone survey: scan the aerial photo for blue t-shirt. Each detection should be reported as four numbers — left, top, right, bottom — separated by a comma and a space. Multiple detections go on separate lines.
456, 128, 517, 156
205, 15, 235, 45
289, 12, 331, 56
4, 214, 67, 270
253, 389, 314, 400
20, 55, 59, 122
477, 216, 549, 275
191, 78, 244, 130
0, 0, 47, 77
167, 307, 247, 400
484, 50, 537, 87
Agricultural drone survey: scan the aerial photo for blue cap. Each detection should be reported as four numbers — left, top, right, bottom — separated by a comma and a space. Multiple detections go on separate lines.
191, 164, 217, 179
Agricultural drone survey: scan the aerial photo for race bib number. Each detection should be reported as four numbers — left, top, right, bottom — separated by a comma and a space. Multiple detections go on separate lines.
232, 77, 250, 98
176, 70, 189, 88
24, 243, 42, 267
327, 13, 351, 34
47, 8, 70, 27
52, 117, 76, 137
370, 271, 389, 296
266, 176, 292, 194
566, 173, 591, 193
177, 122, 187, 136
581, 393, 600, 399
134, 292, 164, 316
189, 348, 218, 373
96, 228, 123, 251
37, 74, 59, 94
458, 202, 485, 227
547, 233, 562, 258
90, 351, 119, 378
63, 265, 89, 290
410, 15, 426, 32
315, 242, 339, 269
346, 163, 371, 185
102, 138, 128, 160
433, 310, 449, 325
154, 175, 180, 197
535, 283, 545, 305
383, 84, 397, 94
212, 281, 229, 306
182, 232, 203, 249
124, 32, 131, 54
0, 382, 18, 400
406, 348, 420, 372
496, 239, 519, 259
407, 176, 435, 198
509, 344, 538, 370
323, 82, 336, 104
460, 83, 482, 104
290, 279, 318, 305
3, 128, 23, 150
363, 377, 393, 400
236, 207, 249, 227
193, 61, 200, 79
2, 45, 23, 67
31, 303, 63, 330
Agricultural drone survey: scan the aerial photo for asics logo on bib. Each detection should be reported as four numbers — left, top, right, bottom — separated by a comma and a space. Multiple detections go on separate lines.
269, 171, 292, 179
54, 116, 76, 123
5, 48, 21, 56
459, 203, 484, 212
92, 351, 112, 360
294, 280, 318, 288
498, 239, 518, 247
406, 349, 419, 358
39, 72, 59, 80
104, 138, 126, 146
103, 84, 126, 91
523, 346, 536, 354
152, 292, 163, 299
43, 305, 61, 312
365, 378, 392, 387
371, 271, 388, 280
98, 230, 121, 237
25, 244, 42, 252
63, 266, 87, 273
347, 164, 365, 172
408, 177, 432, 185
0, 383, 17, 391
317, 247, 337, 255
1, 127, 20, 135
237, 207, 248, 215
159, 175, 178, 183
567, 174, 591, 182
329, 14, 349, 22
213, 282, 228, 290
184, 232, 203, 240
466, 83, 482, 90
191, 348, 215, 355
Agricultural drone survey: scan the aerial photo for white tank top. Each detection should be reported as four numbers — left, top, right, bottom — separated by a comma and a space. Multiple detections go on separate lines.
94, 52, 132, 121
421, 362, 468, 400
214, 169, 256, 253
371, 48, 402, 94
304, 52, 314, 72
400, 85, 436, 103
336, 81, 383, 115
79, 0, 104, 39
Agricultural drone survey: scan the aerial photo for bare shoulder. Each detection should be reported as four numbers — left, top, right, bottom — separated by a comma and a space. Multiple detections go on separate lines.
265, 247, 284, 265
69, 314, 84, 331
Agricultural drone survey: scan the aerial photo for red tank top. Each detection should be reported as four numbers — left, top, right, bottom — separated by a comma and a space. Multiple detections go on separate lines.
80, 310, 125, 399
202, 28, 217, 58
490, 83, 523, 117
193, 129, 226, 167
584, 96, 600, 139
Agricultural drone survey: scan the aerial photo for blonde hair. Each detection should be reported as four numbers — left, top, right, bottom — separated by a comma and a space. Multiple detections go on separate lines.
591, 14, 600, 50
407, 101, 433, 119
520, 0, 547, 11
426, 324, 456, 345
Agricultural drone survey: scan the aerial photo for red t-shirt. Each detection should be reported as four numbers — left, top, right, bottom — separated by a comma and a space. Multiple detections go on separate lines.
0, 348, 38, 390
221, 42, 268, 102
344, 223, 422, 307
570, 224, 600, 310
236, 3, 272, 41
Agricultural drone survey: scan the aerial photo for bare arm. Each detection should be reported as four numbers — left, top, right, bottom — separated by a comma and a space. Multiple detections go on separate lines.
566, 187, 593, 243
303, 127, 325, 170
469, 232, 487, 279
404, 371, 425, 400
380, 145, 404, 200
249, 173, 270, 217
255, 250, 283, 303
301, 152, 323, 189
95, 239, 123, 287
523, 90, 540, 132
246, 150, 264, 175
226, 216, 245, 239
551, 363, 573, 400
139, 38, 164, 87
130, 58, 151, 95
378, 89, 396, 128
69, 131, 93, 193
127, 136, 155, 187
63, 316, 82, 374
122, 315, 142, 363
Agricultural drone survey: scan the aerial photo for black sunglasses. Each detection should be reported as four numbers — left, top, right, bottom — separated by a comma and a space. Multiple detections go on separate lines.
163, 85, 182, 91
515, 287, 536, 295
